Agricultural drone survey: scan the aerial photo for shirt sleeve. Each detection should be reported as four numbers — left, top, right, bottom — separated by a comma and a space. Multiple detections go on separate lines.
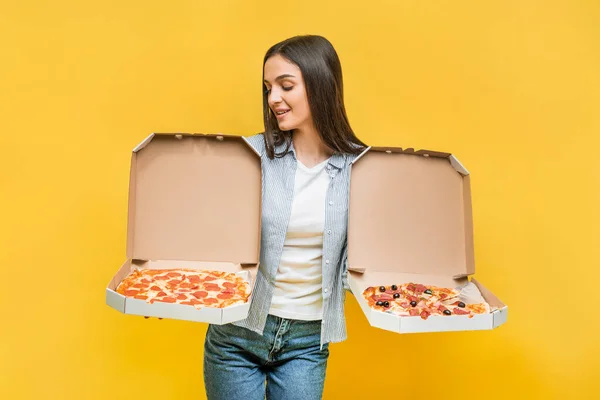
341, 244, 353, 293
243, 133, 266, 158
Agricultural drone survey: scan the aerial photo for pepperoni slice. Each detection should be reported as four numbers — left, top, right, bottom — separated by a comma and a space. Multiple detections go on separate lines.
157, 291, 167, 297
222, 288, 235, 294
203, 297, 218, 304
409, 309, 420, 316
192, 291, 208, 299
150, 286, 162, 291
132, 283, 147, 289
217, 293, 233, 299
453, 307, 469, 315
203, 284, 221, 292
156, 297, 177, 303
177, 294, 188, 300
222, 282, 236, 288
167, 272, 182, 278
188, 275, 201, 283
420, 310, 431, 320
154, 275, 170, 280
124, 290, 139, 296
134, 294, 148, 300
203, 276, 217, 282
179, 282, 195, 288
440, 293, 448, 299
141, 278, 152, 284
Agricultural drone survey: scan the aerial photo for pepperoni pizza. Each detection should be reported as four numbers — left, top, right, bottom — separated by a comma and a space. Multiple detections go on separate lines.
116, 268, 251, 309
363, 282, 489, 319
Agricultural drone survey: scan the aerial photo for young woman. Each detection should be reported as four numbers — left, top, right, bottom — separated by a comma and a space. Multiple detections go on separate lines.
203, 34, 367, 400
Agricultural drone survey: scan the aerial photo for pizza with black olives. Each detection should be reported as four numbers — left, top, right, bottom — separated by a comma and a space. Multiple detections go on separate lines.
362, 282, 489, 320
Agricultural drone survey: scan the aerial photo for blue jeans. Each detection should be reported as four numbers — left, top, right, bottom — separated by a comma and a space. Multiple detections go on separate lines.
203, 314, 329, 400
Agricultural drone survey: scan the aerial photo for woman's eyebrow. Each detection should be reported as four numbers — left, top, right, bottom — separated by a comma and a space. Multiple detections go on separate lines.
263, 74, 296, 84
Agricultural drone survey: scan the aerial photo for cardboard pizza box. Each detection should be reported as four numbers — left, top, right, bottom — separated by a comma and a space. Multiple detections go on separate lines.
347, 146, 508, 333
105, 133, 261, 324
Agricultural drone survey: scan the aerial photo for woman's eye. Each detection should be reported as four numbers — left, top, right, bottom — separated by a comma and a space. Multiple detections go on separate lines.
264, 86, 292, 95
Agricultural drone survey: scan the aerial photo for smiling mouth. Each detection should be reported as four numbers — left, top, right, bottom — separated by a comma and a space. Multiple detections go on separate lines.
275, 110, 290, 118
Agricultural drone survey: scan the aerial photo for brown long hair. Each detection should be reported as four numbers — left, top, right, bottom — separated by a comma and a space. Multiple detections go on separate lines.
261, 35, 367, 159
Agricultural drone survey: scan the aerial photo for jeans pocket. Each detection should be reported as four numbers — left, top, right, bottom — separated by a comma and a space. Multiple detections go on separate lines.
207, 323, 233, 340
207, 323, 253, 349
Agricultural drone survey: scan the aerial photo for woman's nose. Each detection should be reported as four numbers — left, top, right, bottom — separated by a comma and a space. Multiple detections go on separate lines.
269, 87, 282, 104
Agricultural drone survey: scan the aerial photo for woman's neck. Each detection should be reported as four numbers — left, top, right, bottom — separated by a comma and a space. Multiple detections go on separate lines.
291, 125, 333, 168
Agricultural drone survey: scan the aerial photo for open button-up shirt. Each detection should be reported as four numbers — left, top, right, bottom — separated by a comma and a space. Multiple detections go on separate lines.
232, 133, 355, 348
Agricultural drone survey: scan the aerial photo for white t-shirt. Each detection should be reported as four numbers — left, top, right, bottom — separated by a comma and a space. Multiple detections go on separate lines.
269, 157, 330, 321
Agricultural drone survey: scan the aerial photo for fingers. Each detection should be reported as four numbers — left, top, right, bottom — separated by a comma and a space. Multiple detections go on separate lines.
143, 316, 163, 320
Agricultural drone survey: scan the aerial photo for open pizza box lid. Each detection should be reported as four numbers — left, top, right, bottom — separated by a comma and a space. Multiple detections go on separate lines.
106, 133, 261, 324
347, 146, 507, 333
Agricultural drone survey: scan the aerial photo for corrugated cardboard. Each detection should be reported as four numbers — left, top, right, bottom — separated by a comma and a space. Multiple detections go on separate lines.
106, 133, 261, 324
347, 146, 507, 333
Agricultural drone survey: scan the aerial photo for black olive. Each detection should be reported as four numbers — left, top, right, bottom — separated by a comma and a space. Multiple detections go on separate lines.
383, 301, 390, 308
458, 301, 466, 308
376, 301, 383, 306
424, 289, 432, 295
393, 293, 400, 299
391, 285, 398, 290
443, 310, 451, 315
410, 301, 417, 307
379, 286, 386, 292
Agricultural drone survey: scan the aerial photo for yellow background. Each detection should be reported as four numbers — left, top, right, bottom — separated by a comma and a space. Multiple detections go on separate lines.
1, 1, 599, 399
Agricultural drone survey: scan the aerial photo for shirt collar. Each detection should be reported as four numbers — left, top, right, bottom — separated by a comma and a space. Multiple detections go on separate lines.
328, 152, 346, 169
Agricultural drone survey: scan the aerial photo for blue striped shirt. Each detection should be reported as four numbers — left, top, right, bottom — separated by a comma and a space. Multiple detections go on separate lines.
232, 133, 355, 348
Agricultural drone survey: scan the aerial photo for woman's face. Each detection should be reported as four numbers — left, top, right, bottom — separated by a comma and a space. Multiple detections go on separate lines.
263, 54, 312, 132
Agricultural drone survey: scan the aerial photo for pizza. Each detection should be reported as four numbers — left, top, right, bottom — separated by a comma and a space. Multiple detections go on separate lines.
116, 268, 251, 309
362, 282, 489, 320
